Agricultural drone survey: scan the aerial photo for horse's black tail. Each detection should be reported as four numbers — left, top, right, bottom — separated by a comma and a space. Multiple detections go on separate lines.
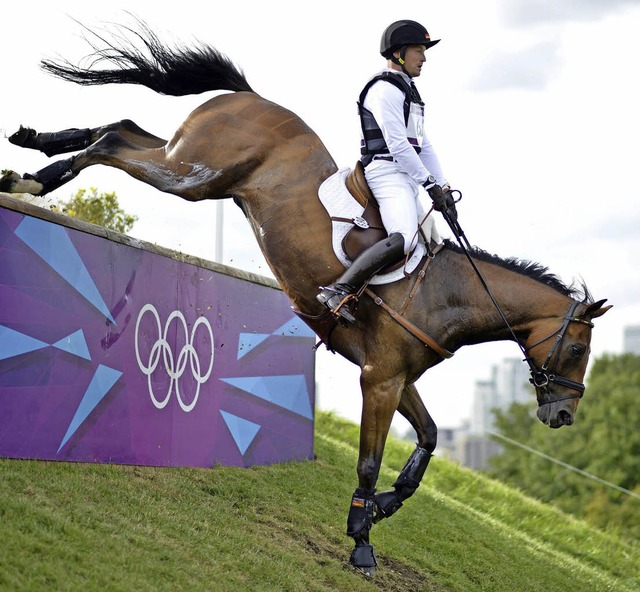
40, 18, 254, 96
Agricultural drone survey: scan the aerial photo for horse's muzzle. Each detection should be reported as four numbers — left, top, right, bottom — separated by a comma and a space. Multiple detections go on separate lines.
537, 404, 575, 428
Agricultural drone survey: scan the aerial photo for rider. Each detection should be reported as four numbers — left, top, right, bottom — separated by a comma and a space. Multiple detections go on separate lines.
317, 19, 454, 324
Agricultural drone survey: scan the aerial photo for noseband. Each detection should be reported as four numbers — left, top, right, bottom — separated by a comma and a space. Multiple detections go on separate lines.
523, 300, 594, 407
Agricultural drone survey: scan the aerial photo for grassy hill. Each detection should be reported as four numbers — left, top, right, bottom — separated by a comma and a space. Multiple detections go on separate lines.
1, 411, 637, 591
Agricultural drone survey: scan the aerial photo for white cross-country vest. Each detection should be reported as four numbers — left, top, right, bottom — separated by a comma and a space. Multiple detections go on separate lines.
358, 72, 425, 165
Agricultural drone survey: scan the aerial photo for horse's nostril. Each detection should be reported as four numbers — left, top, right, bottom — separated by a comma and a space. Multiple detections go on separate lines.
558, 410, 573, 426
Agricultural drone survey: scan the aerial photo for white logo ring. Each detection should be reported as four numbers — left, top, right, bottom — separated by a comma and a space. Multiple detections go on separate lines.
135, 304, 214, 412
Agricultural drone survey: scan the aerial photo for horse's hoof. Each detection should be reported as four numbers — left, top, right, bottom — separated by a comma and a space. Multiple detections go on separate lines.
0, 170, 19, 192
8, 126, 38, 149
349, 544, 377, 577
0, 169, 43, 195
353, 565, 375, 577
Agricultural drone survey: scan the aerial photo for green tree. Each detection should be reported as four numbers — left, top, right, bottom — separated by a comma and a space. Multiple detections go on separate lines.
55, 188, 138, 234
487, 353, 640, 539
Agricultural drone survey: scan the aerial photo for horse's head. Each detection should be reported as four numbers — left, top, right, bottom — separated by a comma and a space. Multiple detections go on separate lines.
524, 299, 611, 428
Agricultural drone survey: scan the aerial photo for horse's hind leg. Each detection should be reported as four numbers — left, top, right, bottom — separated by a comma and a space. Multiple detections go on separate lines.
0, 153, 84, 195
1, 129, 182, 197
77, 132, 218, 200
373, 384, 436, 523
8, 120, 166, 157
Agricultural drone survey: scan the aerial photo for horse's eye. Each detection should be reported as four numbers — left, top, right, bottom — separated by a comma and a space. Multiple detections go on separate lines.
571, 344, 585, 358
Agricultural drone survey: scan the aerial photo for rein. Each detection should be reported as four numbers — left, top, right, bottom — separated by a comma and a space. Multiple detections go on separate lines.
441, 197, 592, 407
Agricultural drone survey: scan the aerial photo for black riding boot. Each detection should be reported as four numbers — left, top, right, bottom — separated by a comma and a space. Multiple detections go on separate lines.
317, 233, 405, 325
9, 126, 92, 157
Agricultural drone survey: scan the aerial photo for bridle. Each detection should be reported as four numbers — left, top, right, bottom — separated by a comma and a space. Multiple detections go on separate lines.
438, 196, 594, 408
522, 300, 594, 407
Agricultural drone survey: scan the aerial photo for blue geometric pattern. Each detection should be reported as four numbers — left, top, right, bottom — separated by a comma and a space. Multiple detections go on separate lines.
274, 317, 316, 338
220, 410, 261, 455
237, 333, 270, 359
0, 325, 90, 361
237, 316, 315, 359
216, 315, 316, 458
58, 364, 123, 452
52, 329, 91, 360
220, 374, 313, 420
0, 325, 48, 359
4, 215, 125, 457
15, 217, 116, 324
1, 206, 314, 466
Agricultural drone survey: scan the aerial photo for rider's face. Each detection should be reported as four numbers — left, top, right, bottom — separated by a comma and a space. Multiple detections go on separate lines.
395, 45, 427, 78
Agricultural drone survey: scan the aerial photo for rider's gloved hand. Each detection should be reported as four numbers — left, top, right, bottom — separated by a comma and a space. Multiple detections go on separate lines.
423, 176, 446, 211
424, 176, 459, 222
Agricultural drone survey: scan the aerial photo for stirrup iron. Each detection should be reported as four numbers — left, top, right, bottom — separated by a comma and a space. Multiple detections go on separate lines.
316, 286, 358, 325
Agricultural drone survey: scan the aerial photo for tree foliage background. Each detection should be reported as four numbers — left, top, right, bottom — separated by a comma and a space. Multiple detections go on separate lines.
487, 353, 640, 540
54, 188, 137, 234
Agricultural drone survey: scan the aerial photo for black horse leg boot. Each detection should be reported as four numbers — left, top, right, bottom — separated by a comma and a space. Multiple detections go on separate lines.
9, 126, 92, 157
317, 232, 404, 325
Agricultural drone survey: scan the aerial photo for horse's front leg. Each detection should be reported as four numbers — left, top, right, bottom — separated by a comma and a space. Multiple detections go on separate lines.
347, 371, 405, 576
373, 384, 436, 523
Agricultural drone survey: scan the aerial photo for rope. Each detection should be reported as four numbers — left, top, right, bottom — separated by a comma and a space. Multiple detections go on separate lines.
488, 430, 640, 500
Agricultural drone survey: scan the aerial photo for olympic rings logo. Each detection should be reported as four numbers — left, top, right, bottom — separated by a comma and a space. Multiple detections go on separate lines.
134, 304, 215, 412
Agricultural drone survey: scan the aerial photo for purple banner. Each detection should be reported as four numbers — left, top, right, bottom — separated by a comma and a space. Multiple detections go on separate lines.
0, 199, 316, 468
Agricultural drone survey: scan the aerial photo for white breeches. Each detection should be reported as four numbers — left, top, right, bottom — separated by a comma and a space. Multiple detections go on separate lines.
364, 161, 428, 254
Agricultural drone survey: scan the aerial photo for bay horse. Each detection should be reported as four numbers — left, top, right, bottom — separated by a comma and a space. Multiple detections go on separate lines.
0, 24, 610, 575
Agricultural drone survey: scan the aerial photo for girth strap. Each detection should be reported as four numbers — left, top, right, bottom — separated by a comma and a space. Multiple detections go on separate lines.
399, 242, 443, 314
364, 288, 453, 359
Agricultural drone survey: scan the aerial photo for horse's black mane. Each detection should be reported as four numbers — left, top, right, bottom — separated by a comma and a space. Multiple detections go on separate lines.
443, 240, 592, 302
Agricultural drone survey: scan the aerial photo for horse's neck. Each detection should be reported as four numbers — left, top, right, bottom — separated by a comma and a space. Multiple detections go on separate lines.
442, 249, 571, 349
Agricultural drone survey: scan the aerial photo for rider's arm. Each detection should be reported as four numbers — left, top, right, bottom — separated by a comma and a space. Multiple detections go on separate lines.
419, 134, 447, 188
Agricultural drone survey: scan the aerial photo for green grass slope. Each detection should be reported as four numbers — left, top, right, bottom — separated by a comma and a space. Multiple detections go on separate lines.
1, 411, 637, 592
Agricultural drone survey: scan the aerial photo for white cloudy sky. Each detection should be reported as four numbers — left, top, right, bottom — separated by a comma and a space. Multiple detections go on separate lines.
1, 1, 639, 432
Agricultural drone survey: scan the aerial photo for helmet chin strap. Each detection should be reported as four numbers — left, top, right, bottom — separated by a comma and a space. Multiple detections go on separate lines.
391, 47, 412, 78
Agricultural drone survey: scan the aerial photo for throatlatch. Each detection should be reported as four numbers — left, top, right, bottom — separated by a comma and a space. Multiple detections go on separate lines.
374, 445, 431, 522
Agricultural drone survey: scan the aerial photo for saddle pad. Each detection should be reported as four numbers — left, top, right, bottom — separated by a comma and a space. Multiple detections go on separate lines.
318, 167, 429, 286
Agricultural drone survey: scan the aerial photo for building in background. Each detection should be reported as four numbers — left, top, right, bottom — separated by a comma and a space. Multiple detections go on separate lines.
469, 358, 531, 435
623, 325, 640, 355
459, 358, 531, 469
451, 358, 532, 470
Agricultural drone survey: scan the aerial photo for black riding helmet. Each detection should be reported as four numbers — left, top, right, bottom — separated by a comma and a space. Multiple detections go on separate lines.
380, 20, 440, 60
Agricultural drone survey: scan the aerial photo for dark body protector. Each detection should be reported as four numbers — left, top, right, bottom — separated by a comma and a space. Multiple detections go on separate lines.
358, 71, 425, 167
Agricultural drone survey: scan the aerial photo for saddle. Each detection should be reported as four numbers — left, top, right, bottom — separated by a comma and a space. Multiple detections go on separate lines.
317, 163, 432, 284
300, 164, 446, 353
339, 161, 388, 260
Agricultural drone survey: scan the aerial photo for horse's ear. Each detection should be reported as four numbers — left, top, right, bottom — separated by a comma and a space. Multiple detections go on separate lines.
584, 299, 612, 320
